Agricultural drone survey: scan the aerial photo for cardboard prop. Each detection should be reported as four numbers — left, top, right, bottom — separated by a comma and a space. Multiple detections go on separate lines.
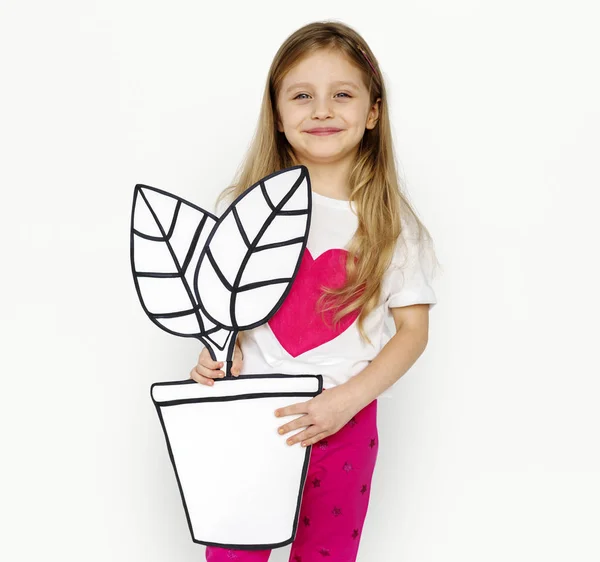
130, 165, 323, 550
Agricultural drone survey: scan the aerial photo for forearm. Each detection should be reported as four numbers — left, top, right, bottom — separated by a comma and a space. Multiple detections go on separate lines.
343, 325, 429, 410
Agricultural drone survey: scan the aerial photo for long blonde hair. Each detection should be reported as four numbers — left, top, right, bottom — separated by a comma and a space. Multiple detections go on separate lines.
215, 20, 440, 346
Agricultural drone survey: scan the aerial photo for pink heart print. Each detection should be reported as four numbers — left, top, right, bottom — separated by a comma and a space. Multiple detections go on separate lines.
268, 248, 362, 357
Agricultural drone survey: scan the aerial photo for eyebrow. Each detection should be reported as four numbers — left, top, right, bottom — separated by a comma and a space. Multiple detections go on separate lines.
285, 80, 361, 93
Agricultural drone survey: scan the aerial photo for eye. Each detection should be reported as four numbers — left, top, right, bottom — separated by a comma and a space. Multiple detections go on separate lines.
292, 92, 352, 100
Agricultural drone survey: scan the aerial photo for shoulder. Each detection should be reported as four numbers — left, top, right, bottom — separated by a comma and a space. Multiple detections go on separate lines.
390, 213, 422, 266
389, 213, 440, 281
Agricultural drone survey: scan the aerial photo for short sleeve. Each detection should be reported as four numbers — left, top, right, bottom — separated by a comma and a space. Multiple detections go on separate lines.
385, 220, 438, 310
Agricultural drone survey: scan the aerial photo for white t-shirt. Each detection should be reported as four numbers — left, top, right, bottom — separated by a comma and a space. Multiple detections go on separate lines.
216, 189, 437, 399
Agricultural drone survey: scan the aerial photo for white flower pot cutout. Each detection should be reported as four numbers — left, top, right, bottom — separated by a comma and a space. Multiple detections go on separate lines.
130, 165, 323, 550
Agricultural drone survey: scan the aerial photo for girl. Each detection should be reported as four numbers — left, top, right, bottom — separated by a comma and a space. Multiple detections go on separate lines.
189, 20, 439, 562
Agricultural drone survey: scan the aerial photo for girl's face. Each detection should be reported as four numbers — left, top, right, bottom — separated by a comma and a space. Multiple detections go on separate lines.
276, 49, 380, 166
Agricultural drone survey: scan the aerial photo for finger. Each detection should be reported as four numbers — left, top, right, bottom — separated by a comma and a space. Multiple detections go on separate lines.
198, 348, 225, 370
277, 414, 312, 436
193, 364, 225, 380
189, 367, 215, 386
284, 426, 325, 447
274, 400, 310, 419
298, 431, 329, 448
231, 350, 242, 377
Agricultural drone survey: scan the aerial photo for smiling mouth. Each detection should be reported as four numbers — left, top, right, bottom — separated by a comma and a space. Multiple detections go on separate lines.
305, 129, 343, 136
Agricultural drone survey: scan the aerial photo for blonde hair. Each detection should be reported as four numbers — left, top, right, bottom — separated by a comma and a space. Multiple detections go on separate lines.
216, 20, 440, 346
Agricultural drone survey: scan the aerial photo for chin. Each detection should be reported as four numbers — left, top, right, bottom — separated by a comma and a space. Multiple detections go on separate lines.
305, 153, 346, 163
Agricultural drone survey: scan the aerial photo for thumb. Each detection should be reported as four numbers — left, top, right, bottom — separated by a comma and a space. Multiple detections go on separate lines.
232, 342, 243, 376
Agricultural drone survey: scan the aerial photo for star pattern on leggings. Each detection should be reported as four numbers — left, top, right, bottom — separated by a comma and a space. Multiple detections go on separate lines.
225, 549, 239, 559
286, 407, 376, 561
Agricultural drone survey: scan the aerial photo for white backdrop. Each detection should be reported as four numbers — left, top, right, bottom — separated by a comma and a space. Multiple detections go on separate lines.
2, 1, 599, 561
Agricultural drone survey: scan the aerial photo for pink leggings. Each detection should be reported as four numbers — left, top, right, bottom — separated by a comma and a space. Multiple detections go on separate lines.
205, 398, 379, 562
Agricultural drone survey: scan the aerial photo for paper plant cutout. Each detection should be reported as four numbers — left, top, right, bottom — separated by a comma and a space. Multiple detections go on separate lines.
130, 165, 323, 550
131, 165, 314, 374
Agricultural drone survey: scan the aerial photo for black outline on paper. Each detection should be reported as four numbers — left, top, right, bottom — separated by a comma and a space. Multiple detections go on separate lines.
130, 165, 313, 370
131, 165, 323, 551
151, 374, 323, 550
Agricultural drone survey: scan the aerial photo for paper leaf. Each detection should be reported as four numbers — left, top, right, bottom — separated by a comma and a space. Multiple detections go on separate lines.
130, 184, 219, 339
194, 165, 311, 330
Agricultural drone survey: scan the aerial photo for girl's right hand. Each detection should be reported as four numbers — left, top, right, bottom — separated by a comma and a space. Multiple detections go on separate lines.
189, 340, 243, 386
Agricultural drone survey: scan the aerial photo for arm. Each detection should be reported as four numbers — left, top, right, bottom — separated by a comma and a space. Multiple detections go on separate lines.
273, 304, 432, 447
343, 303, 431, 410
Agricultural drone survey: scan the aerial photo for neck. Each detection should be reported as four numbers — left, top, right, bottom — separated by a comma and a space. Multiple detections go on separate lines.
297, 152, 355, 201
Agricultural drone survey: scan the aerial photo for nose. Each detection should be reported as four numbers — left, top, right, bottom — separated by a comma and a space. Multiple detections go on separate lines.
311, 97, 333, 119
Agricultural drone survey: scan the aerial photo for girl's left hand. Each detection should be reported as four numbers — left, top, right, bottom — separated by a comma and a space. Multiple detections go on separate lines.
274, 384, 362, 447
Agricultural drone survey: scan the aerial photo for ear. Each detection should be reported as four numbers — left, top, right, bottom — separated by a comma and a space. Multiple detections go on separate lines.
366, 97, 381, 130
